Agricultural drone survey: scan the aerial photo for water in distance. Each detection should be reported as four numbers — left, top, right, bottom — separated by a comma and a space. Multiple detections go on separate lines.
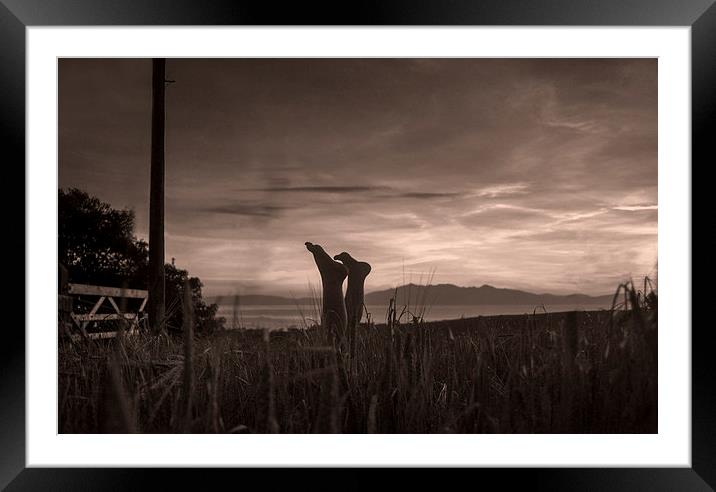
215, 302, 614, 330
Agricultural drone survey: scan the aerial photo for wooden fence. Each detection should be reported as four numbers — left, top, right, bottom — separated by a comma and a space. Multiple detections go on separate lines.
59, 283, 148, 341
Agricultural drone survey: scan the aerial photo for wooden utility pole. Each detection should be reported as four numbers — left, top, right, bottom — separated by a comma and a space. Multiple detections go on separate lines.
148, 58, 166, 333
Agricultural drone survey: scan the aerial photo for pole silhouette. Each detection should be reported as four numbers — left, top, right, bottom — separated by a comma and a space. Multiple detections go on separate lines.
148, 58, 166, 333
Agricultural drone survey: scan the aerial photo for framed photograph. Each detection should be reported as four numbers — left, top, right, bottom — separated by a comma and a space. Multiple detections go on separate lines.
8, 0, 714, 489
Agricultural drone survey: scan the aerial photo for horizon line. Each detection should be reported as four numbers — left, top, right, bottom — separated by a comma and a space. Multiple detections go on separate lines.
206, 281, 625, 300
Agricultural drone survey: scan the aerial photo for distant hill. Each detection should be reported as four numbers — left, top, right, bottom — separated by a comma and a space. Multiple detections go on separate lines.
364, 283, 612, 306
210, 283, 612, 306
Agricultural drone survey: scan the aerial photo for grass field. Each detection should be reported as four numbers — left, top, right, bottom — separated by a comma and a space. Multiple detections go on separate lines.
58, 281, 657, 434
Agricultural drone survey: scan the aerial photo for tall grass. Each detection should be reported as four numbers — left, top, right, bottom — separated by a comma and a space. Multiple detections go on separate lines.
59, 279, 657, 433
293, 281, 323, 330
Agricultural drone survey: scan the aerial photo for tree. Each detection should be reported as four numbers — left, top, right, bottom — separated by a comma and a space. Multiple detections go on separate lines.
59, 188, 148, 288
164, 263, 223, 334
58, 188, 224, 333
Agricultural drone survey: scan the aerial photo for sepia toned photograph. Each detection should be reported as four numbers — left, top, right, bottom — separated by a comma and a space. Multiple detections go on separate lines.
58, 58, 657, 434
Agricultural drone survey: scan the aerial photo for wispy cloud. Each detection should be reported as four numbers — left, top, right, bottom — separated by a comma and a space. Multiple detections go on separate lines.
246, 186, 388, 193
204, 203, 288, 217
387, 191, 463, 200
613, 204, 658, 211
475, 183, 530, 198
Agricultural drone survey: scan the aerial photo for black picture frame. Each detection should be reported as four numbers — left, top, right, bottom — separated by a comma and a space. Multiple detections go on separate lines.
5, 1, 714, 489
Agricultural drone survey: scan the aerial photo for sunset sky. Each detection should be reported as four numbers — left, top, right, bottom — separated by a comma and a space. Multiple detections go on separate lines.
59, 58, 657, 297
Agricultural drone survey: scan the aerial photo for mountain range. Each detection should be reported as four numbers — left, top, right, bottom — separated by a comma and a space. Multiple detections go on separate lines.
209, 283, 613, 306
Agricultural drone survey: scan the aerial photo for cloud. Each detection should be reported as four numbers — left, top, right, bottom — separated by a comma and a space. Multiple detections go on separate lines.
459, 204, 550, 229
247, 186, 388, 193
387, 192, 463, 200
203, 203, 288, 217
245, 186, 462, 201
475, 183, 530, 198
613, 204, 658, 211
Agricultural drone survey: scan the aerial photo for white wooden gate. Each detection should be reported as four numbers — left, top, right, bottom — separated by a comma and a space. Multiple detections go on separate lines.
65, 283, 148, 341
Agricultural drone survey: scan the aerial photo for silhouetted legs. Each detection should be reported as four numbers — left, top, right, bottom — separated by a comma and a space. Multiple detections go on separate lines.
334, 252, 371, 355
305, 242, 348, 341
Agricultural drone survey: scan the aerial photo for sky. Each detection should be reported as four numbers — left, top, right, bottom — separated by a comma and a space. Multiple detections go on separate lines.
59, 58, 657, 297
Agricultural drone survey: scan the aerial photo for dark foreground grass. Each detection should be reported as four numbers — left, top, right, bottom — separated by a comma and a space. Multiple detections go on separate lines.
59, 282, 657, 434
